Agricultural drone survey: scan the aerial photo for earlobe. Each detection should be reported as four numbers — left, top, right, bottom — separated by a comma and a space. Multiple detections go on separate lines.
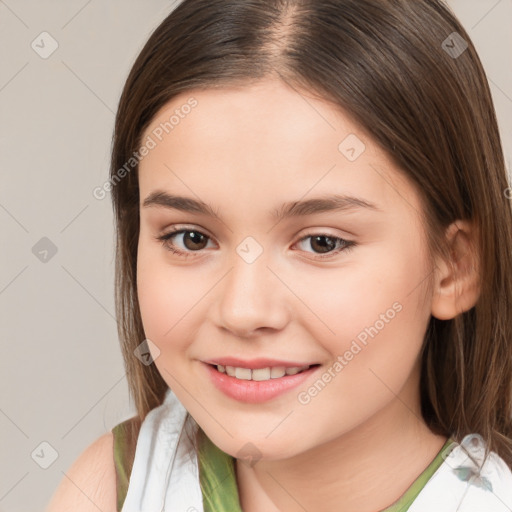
430, 220, 481, 321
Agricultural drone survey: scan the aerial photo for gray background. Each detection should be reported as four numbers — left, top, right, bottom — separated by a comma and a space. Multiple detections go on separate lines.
0, 1, 510, 511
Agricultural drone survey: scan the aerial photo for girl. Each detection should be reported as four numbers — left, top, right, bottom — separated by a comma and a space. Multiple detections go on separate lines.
48, 0, 512, 511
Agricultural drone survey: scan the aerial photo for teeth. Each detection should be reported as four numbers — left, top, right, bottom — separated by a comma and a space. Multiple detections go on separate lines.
235, 367, 252, 380
216, 364, 310, 381
271, 366, 286, 378
252, 367, 271, 381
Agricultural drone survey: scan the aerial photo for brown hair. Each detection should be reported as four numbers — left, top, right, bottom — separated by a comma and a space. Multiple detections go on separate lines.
109, 0, 512, 466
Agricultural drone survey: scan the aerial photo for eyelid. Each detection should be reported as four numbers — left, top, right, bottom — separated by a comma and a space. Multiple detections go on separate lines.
156, 225, 356, 259
293, 231, 356, 259
297, 227, 354, 241
158, 224, 353, 241
156, 225, 216, 257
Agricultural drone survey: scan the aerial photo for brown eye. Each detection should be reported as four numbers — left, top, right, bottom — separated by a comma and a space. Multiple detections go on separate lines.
181, 231, 208, 250
295, 233, 356, 259
157, 228, 213, 257
309, 235, 337, 254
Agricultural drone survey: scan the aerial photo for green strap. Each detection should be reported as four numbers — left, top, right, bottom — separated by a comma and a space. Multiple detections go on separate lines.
198, 428, 243, 512
115, 417, 452, 512
198, 430, 453, 512
112, 418, 140, 512
381, 437, 454, 511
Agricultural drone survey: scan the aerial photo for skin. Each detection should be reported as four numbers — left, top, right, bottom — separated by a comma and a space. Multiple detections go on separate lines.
136, 78, 480, 512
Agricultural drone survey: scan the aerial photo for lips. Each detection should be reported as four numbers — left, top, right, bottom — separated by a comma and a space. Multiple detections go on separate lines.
203, 357, 316, 369
203, 359, 321, 403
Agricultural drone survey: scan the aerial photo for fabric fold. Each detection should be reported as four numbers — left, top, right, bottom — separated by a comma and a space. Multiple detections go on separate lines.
409, 434, 512, 511
121, 387, 204, 512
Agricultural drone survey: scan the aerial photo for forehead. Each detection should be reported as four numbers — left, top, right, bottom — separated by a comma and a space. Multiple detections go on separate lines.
138, 79, 422, 220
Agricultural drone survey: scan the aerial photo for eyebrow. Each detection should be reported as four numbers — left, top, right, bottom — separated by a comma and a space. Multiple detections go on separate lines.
142, 190, 381, 222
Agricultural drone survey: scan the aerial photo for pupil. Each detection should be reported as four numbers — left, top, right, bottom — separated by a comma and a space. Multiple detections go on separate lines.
181, 233, 337, 253
184, 231, 207, 250
311, 236, 335, 254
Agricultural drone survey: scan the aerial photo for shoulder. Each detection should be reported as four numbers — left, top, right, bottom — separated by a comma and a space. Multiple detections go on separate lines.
45, 431, 117, 512
410, 433, 512, 511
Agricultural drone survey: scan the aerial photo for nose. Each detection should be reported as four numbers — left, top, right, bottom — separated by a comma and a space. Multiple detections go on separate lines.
214, 248, 291, 338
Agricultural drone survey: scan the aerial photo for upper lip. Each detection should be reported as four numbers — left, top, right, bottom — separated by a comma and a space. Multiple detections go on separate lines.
203, 357, 317, 369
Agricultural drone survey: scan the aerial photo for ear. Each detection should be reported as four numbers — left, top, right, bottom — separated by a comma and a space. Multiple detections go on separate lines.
431, 220, 481, 320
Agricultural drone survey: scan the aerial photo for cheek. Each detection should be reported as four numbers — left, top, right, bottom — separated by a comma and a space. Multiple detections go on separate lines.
292, 294, 427, 447
136, 243, 197, 353
292, 252, 415, 346
293, 241, 430, 383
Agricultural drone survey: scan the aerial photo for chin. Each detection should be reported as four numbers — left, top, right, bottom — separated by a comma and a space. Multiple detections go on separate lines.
205, 428, 307, 463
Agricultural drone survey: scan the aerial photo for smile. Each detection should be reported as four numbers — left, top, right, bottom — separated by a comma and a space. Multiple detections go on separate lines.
204, 362, 321, 403
216, 364, 312, 381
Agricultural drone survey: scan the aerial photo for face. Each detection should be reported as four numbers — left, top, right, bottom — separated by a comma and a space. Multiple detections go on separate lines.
136, 79, 435, 461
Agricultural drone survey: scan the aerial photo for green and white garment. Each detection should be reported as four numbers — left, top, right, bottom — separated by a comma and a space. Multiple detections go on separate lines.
117, 388, 512, 511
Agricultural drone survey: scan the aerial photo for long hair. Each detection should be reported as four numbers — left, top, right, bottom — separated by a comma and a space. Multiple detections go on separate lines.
109, 0, 512, 466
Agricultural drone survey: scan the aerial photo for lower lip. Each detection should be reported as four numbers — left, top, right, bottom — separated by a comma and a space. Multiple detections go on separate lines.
204, 363, 319, 403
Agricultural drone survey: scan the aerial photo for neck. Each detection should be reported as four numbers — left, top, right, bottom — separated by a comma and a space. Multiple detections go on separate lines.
236, 376, 447, 512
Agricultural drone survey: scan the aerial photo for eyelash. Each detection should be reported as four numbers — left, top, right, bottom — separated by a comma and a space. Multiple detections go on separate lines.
155, 226, 356, 260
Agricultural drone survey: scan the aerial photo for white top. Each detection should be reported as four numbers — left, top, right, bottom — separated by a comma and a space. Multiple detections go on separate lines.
121, 388, 202, 512
121, 387, 512, 512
